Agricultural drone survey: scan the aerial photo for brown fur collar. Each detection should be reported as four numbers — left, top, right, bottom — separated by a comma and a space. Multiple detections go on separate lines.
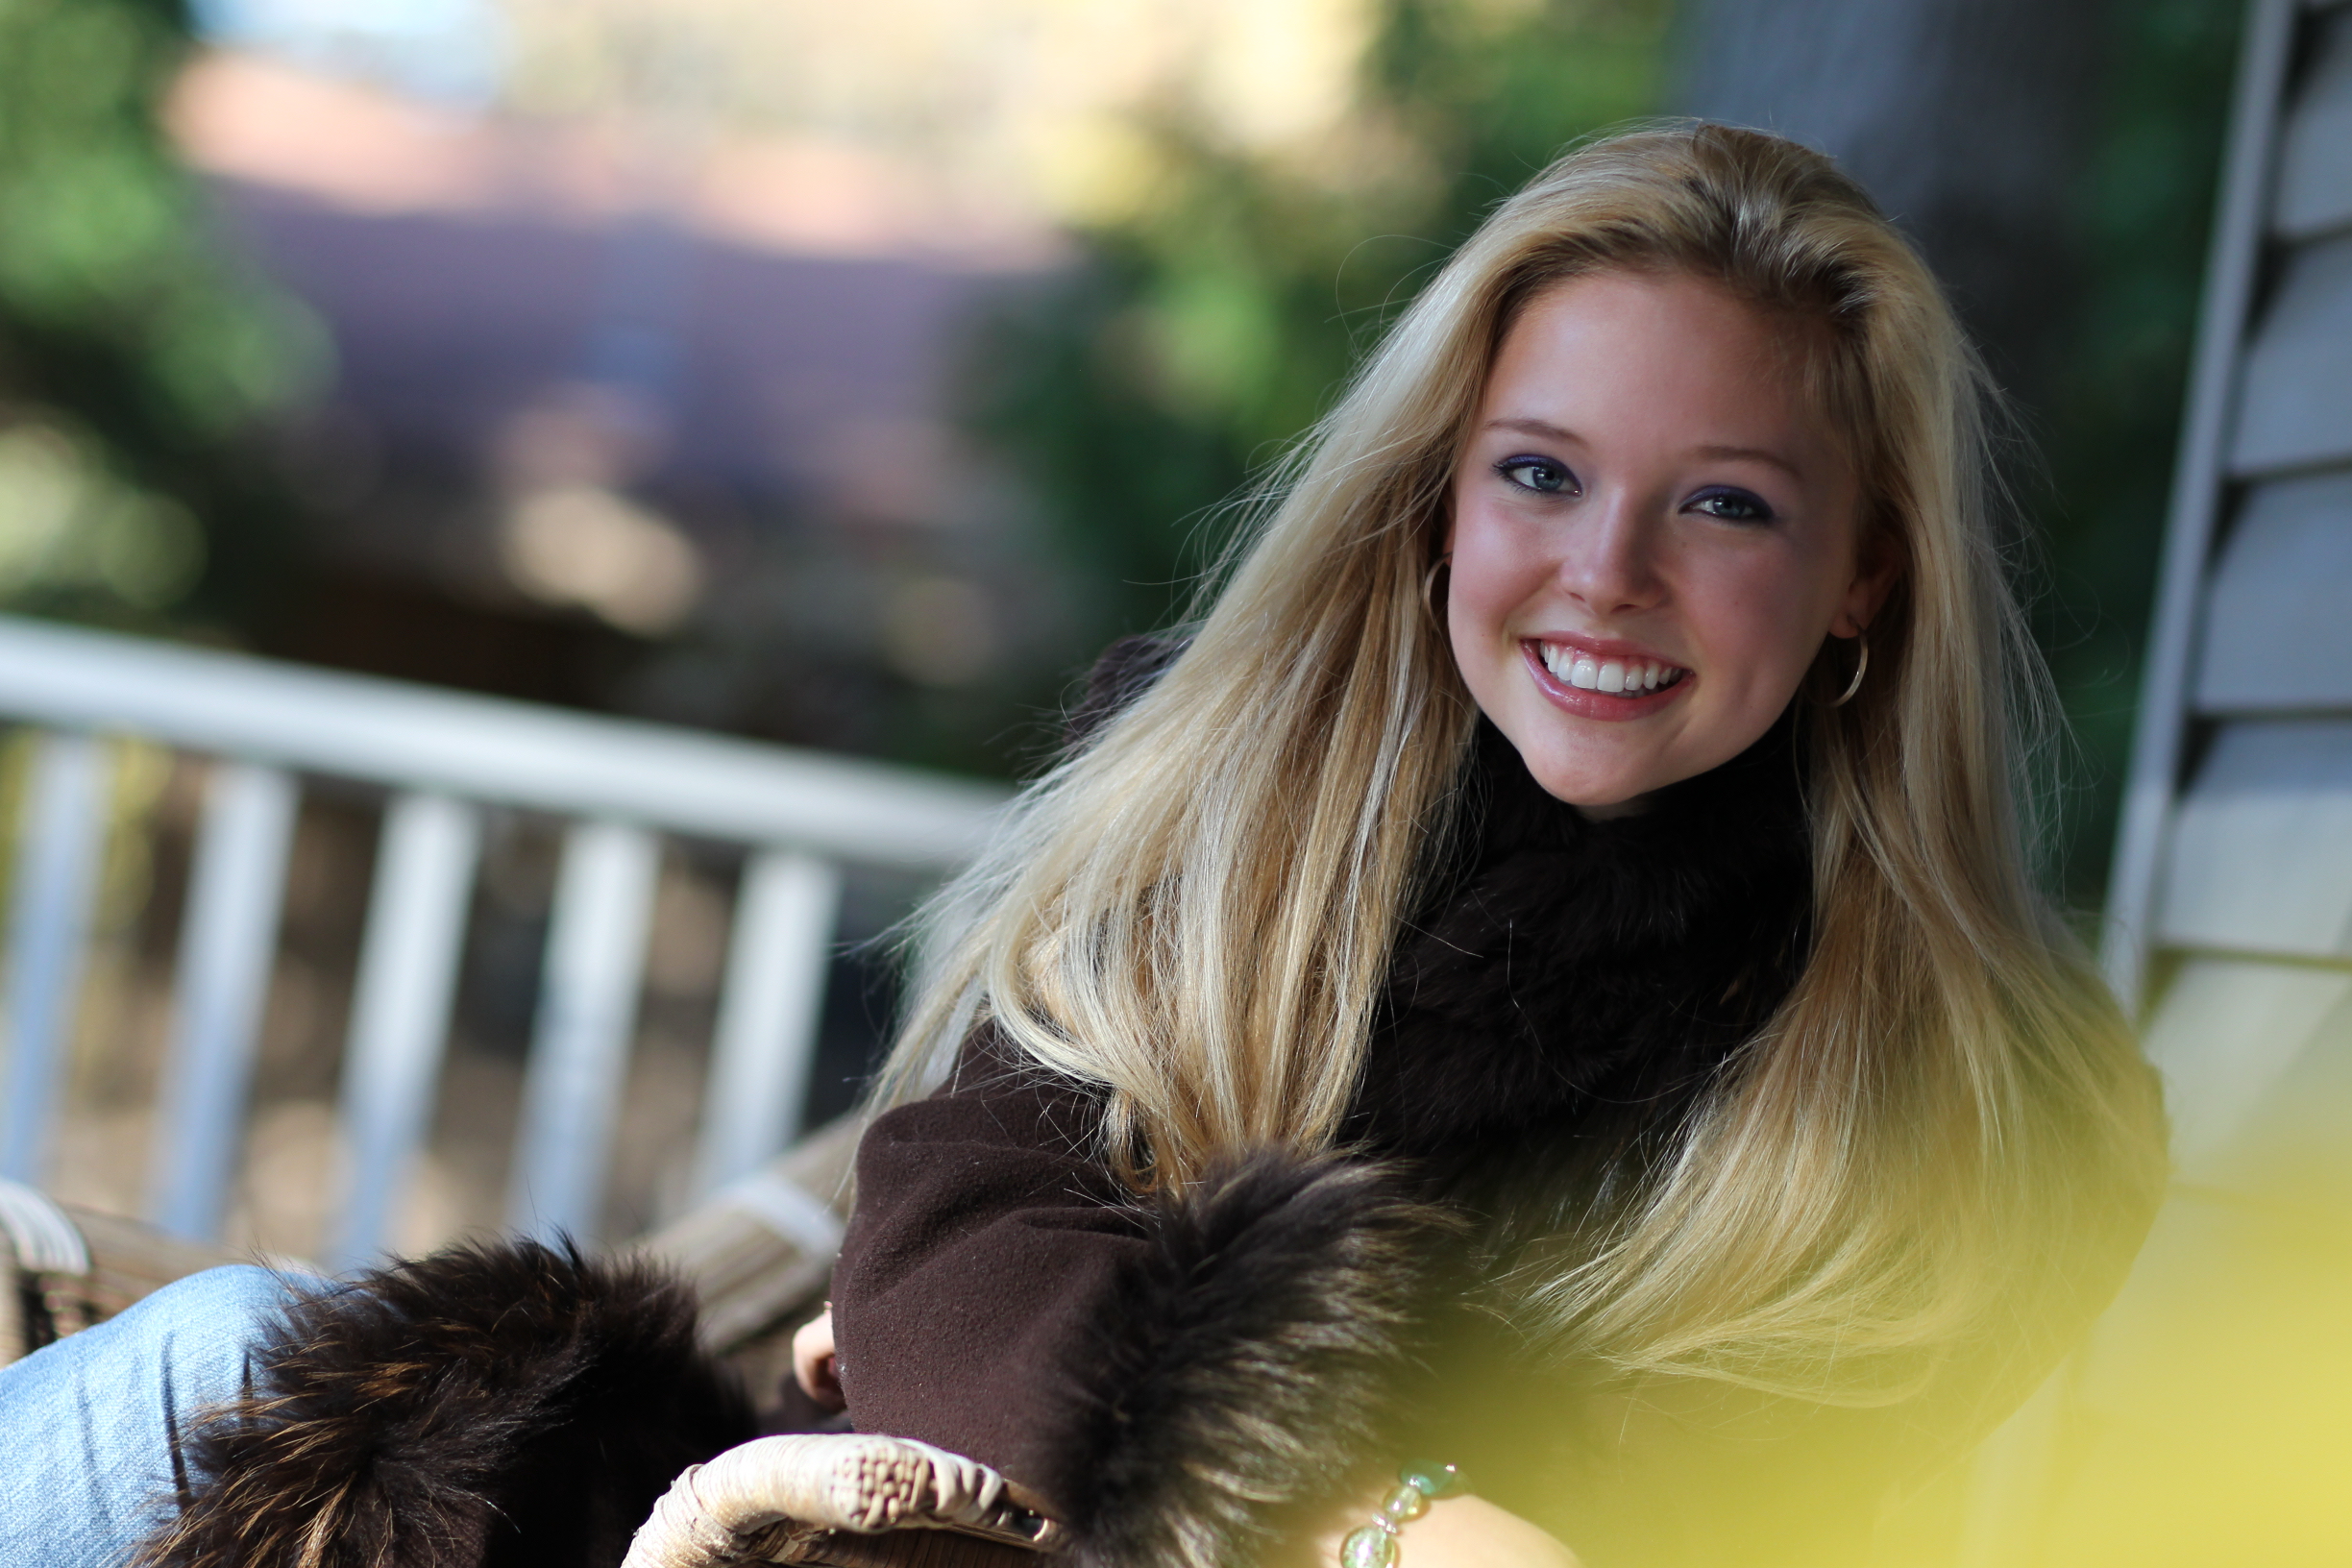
134, 1239, 753, 1568
1062, 1156, 1457, 1568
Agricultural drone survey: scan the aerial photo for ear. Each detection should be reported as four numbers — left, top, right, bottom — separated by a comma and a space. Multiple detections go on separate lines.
1829, 524, 1901, 639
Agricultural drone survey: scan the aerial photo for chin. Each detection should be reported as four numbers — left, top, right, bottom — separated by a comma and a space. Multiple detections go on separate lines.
1519, 756, 1652, 811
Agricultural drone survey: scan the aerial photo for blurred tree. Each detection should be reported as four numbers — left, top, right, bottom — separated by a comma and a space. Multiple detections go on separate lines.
0, 0, 320, 632
1675, 0, 2107, 406
957, 0, 1673, 689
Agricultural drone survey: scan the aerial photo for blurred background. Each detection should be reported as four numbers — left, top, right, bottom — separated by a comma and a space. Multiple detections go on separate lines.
0, 0, 2242, 867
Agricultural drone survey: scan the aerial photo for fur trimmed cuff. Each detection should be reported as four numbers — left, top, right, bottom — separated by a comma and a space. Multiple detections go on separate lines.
1062, 1156, 1456, 1568
134, 1239, 754, 1568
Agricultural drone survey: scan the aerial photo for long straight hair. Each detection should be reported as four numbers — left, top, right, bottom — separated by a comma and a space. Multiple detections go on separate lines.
879, 124, 2165, 1398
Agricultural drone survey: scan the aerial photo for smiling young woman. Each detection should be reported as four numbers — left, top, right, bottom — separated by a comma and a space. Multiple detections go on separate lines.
1444, 271, 1891, 811
828, 122, 2166, 1566
1, 124, 2166, 1568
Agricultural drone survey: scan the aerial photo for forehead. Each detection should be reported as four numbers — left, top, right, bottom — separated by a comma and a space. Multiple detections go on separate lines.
1481, 271, 1835, 448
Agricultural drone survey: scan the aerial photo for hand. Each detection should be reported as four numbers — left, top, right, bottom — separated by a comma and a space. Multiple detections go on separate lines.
1287, 1483, 1580, 1568
623, 1433, 1037, 1567
1402, 1495, 1580, 1568
792, 1306, 845, 1411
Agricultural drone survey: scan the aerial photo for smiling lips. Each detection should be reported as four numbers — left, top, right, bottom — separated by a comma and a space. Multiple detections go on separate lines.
1534, 640, 1689, 697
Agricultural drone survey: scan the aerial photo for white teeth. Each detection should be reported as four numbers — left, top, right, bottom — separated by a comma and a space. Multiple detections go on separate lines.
1538, 643, 1685, 695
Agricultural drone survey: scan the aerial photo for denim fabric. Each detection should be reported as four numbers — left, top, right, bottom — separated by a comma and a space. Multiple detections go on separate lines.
0, 1265, 291, 1568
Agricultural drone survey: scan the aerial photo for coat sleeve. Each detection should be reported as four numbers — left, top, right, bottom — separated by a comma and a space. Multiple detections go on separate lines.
829, 1029, 1453, 1568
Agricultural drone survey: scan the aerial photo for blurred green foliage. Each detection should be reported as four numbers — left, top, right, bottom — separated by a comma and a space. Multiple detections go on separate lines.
959, 0, 1673, 659
960, 0, 2244, 906
0, 0, 320, 630
2035, 0, 2242, 903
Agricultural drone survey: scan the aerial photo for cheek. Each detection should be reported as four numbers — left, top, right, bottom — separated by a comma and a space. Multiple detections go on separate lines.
1443, 501, 1543, 640
1441, 503, 1533, 711
1684, 547, 1842, 691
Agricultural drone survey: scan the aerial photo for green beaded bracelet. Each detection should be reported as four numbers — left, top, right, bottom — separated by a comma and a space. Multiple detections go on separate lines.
1336, 1461, 1467, 1567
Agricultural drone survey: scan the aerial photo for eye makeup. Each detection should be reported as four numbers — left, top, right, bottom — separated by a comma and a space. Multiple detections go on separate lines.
1496, 455, 1578, 495
1685, 485, 1776, 524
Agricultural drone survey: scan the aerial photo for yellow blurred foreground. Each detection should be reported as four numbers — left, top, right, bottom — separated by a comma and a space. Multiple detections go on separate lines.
1919, 967, 2352, 1566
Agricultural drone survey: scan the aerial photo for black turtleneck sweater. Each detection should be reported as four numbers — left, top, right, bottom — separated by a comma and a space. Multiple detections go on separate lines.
1362, 714, 1810, 1157
831, 641, 1841, 1568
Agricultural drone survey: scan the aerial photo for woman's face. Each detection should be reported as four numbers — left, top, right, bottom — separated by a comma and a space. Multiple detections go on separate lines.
1444, 269, 1891, 811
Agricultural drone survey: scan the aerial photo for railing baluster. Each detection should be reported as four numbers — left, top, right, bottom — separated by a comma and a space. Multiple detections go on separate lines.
0, 733, 114, 1185
693, 850, 843, 1199
331, 793, 481, 1269
506, 820, 657, 1242
0, 617, 1007, 1253
149, 761, 298, 1241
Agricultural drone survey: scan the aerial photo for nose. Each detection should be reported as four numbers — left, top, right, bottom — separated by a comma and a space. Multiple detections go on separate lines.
1556, 487, 1664, 615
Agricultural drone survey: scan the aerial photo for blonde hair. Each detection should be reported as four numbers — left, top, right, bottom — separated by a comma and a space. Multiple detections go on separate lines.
881, 123, 2165, 1400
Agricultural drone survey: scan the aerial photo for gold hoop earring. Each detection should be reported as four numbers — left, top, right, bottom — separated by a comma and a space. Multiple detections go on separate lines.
1825, 632, 1869, 707
1421, 553, 1451, 628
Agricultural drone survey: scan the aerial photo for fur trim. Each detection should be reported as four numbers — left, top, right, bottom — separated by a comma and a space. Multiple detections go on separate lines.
1062, 1156, 1458, 1568
135, 1238, 754, 1568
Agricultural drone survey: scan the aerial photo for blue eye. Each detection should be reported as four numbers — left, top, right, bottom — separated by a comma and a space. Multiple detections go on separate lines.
1689, 486, 1776, 524
1498, 455, 1577, 495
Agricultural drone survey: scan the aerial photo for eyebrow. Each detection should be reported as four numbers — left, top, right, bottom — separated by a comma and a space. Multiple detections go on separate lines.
1482, 417, 1578, 443
1693, 443, 1806, 480
1480, 420, 1807, 481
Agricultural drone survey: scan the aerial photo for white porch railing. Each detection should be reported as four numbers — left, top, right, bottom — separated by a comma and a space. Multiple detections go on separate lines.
0, 615, 1004, 1268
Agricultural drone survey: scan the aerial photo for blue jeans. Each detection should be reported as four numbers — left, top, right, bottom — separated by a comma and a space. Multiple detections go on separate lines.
0, 1266, 291, 1567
